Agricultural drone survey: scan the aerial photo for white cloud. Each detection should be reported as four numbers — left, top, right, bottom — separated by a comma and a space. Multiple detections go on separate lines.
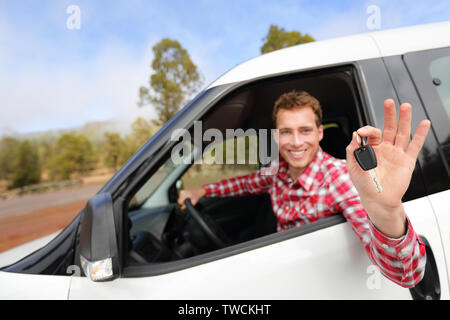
0, 5, 222, 136
1, 0, 449, 136
0, 38, 156, 135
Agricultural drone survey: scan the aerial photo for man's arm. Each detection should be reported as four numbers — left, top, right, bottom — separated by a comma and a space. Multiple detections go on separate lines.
332, 169, 426, 288
343, 99, 431, 287
178, 169, 274, 209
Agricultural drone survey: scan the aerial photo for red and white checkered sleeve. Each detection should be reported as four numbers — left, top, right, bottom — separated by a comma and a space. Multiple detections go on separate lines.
331, 167, 426, 288
203, 169, 273, 198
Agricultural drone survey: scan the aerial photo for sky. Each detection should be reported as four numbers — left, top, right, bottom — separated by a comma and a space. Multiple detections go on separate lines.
1, 0, 450, 136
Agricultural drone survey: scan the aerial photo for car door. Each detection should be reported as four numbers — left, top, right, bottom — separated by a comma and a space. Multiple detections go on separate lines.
0, 271, 71, 299
69, 214, 411, 299
69, 59, 442, 299
399, 47, 450, 298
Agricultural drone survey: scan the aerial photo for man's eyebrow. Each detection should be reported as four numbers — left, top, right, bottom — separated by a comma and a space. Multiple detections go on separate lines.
279, 125, 314, 130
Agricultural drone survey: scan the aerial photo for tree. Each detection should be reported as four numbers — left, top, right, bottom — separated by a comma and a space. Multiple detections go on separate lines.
10, 140, 41, 189
102, 132, 126, 170
36, 138, 55, 173
261, 25, 315, 54
130, 117, 154, 149
48, 133, 97, 180
0, 136, 20, 180
138, 38, 203, 126
120, 118, 155, 163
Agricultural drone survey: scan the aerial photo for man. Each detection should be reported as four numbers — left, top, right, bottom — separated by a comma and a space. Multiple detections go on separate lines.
178, 90, 431, 288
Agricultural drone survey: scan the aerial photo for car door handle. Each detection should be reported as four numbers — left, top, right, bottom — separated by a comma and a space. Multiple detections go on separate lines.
409, 236, 441, 300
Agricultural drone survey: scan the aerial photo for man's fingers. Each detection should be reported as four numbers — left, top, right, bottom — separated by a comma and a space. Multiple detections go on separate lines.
346, 132, 360, 163
356, 126, 382, 146
407, 119, 431, 160
394, 103, 412, 150
178, 198, 186, 209
382, 99, 397, 145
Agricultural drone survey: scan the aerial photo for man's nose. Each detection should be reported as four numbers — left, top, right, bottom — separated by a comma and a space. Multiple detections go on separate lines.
291, 132, 303, 147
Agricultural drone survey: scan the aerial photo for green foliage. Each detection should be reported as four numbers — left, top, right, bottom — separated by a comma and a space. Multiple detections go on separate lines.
48, 133, 97, 180
130, 117, 154, 149
138, 38, 203, 126
9, 140, 41, 189
120, 118, 156, 163
261, 25, 315, 54
36, 138, 56, 172
0, 136, 21, 180
102, 132, 126, 170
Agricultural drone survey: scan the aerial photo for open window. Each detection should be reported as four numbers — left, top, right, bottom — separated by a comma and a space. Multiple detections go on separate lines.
123, 65, 366, 269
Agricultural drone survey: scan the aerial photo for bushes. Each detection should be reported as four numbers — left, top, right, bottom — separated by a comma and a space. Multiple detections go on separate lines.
10, 140, 42, 189
0, 121, 156, 190
0, 138, 41, 189
47, 133, 97, 181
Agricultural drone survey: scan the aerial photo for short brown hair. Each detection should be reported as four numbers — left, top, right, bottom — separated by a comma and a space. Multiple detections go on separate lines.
272, 90, 323, 127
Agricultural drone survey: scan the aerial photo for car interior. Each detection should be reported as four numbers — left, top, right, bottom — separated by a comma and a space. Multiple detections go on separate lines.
125, 66, 365, 265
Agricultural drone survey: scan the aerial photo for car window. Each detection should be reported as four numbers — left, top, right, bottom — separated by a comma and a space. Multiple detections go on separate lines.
132, 157, 176, 206
181, 135, 259, 189
403, 47, 450, 178
124, 65, 365, 268
429, 56, 450, 120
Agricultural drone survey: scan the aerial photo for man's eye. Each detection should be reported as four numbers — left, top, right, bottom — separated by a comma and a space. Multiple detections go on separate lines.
281, 130, 290, 135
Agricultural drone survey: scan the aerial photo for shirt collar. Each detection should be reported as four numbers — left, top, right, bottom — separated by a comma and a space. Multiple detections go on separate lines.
278, 147, 325, 191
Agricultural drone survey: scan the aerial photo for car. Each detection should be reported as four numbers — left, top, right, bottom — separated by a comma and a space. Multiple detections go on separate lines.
1, 21, 449, 300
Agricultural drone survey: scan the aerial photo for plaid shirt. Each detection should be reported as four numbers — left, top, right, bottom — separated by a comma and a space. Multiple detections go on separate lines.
204, 147, 426, 288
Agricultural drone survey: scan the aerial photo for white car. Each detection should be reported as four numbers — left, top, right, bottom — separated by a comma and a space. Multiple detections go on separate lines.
1, 21, 450, 300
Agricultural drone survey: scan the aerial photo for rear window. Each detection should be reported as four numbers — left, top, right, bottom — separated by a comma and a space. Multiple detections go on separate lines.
429, 56, 450, 120
403, 47, 450, 191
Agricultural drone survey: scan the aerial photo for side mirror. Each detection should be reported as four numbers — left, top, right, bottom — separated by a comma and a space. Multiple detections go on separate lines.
79, 193, 119, 281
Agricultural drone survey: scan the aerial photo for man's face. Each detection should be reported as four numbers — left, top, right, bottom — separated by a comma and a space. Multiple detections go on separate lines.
275, 106, 323, 177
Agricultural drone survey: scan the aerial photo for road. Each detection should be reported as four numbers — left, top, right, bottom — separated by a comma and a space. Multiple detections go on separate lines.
0, 182, 104, 253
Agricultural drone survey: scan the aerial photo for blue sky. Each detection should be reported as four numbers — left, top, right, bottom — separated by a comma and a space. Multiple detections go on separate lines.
1, 0, 450, 135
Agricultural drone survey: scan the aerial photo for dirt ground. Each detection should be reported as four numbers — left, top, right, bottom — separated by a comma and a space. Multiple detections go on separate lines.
0, 166, 258, 253
0, 181, 106, 253
0, 201, 85, 253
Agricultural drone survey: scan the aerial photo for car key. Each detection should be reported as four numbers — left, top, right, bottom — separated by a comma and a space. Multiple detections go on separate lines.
354, 134, 383, 193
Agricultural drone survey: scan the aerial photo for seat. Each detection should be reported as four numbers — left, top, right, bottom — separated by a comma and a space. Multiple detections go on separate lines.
320, 121, 351, 159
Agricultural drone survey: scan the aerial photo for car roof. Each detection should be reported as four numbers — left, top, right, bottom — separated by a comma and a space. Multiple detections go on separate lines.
208, 21, 450, 88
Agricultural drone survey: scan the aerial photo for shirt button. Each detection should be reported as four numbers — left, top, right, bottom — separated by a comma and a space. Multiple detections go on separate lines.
285, 206, 289, 210
382, 244, 390, 249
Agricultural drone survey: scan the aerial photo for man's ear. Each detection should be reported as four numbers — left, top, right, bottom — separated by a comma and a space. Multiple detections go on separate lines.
318, 125, 324, 142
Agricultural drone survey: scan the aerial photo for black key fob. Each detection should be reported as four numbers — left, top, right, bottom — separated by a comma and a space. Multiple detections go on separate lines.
353, 145, 377, 171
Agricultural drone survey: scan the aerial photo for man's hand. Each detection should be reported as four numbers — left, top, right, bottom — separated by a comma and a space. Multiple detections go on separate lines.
346, 99, 431, 238
177, 187, 206, 210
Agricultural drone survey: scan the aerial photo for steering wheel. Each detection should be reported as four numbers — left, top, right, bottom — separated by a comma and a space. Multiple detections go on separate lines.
184, 199, 230, 249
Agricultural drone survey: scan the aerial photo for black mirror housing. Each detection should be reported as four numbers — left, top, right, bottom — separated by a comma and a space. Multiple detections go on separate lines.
79, 193, 120, 281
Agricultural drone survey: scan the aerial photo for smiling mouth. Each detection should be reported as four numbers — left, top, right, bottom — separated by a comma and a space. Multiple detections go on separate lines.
288, 150, 306, 158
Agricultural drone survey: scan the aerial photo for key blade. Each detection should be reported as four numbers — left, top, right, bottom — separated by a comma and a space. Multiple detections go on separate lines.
369, 169, 383, 193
